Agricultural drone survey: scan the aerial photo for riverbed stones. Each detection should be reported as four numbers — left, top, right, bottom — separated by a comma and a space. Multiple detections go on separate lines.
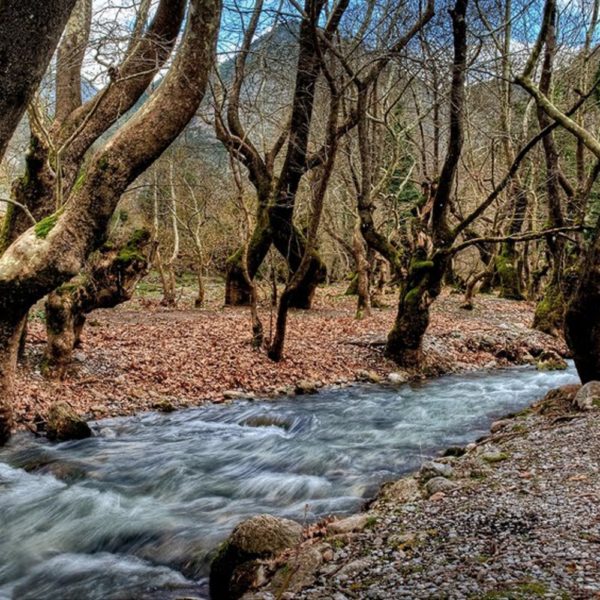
46, 401, 92, 442
423, 476, 458, 498
210, 514, 303, 600
356, 370, 382, 384
490, 419, 513, 433
573, 381, 600, 411
418, 461, 453, 483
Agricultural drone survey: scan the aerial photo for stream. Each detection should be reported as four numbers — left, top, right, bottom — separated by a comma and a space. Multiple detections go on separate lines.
0, 365, 578, 599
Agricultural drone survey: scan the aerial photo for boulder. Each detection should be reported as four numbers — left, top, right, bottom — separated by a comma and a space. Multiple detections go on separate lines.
574, 381, 600, 411
418, 461, 453, 483
490, 419, 513, 433
46, 402, 92, 442
423, 476, 458, 498
535, 350, 568, 371
210, 514, 302, 600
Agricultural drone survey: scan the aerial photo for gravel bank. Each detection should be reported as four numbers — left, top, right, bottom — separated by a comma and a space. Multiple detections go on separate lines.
250, 394, 600, 599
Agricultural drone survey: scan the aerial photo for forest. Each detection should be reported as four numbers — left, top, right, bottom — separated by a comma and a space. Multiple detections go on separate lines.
1, 0, 600, 598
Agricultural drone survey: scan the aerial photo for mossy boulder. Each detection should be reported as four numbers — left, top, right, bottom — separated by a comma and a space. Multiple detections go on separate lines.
209, 514, 303, 600
535, 350, 568, 371
46, 402, 92, 442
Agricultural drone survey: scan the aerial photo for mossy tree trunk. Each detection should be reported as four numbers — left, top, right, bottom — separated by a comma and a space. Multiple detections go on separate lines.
385, 0, 468, 367
385, 251, 449, 365
0, 0, 220, 443
44, 230, 152, 378
532, 5, 567, 334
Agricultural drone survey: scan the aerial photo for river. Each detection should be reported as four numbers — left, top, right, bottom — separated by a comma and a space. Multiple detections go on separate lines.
0, 364, 578, 599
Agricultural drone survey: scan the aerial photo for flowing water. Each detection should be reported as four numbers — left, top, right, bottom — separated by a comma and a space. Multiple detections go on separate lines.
0, 365, 578, 599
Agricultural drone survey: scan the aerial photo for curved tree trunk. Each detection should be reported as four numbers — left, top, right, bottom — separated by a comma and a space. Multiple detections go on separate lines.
0, 0, 221, 443
44, 229, 152, 378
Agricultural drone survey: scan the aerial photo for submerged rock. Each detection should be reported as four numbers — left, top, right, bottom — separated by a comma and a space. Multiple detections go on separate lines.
46, 402, 92, 442
574, 381, 600, 411
209, 514, 302, 600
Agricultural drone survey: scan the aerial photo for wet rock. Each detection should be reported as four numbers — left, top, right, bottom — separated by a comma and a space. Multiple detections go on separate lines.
424, 477, 458, 498
418, 461, 453, 483
224, 390, 256, 401
536, 350, 568, 371
573, 381, 600, 411
242, 415, 292, 431
328, 514, 370, 534
210, 514, 302, 600
46, 402, 92, 442
152, 398, 176, 412
388, 372, 409, 384
356, 370, 382, 384
294, 380, 318, 395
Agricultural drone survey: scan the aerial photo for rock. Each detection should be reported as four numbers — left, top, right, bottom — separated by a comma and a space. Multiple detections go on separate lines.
328, 514, 369, 534
480, 451, 509, 464
336, 558, 372, 578
490, 419, 513, 433
429, 491, 446, 501
152, 398, 176, 412
378, 477, 421, 504
573, 381, 600, 411
388, 371, 409, 384
223, 390, 255, 401
424, 477, 458, 497
356, 370, 382, 384
536, 384, 580, 414
442, 446, 467, 457
242, 415, 293, 430
294, 380, 318, 395
418, 461, 453, 483
46, 402, 92, 442
210, 514, 302, 600
536, 350, 568, 371
268, 545, 323, 594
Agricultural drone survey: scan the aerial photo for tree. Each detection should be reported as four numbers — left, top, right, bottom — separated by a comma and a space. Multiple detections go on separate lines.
0, 0, 78, 160
0, 0, 222, 445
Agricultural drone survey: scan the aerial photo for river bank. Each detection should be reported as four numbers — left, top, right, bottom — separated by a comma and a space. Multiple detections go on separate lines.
15, 285, 566, 431
237, 385, 600, 600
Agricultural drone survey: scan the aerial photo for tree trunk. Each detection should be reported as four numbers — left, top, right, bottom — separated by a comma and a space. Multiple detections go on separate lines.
0, 0, 78, 160
385, 0, 468, 366
44, 230, 152, 377
0, 314, 27, 444
353, 224, 371, 319
0, 0, 220, 443
565, 225, 600, 383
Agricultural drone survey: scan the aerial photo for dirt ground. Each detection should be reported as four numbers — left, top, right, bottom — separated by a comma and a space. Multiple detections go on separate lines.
14, 280, 567, 429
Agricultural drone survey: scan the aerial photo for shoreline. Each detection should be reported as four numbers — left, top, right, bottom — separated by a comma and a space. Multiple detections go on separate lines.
14, 289, 568, 432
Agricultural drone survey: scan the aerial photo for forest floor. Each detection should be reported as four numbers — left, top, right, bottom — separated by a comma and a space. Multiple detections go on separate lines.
252, 386, 600, 600
15, 279, 567, 429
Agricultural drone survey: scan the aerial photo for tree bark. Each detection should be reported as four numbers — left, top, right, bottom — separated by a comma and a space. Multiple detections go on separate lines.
385, 0, 468, 366
44, 230, 152, 377
0, 0, 78, 160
